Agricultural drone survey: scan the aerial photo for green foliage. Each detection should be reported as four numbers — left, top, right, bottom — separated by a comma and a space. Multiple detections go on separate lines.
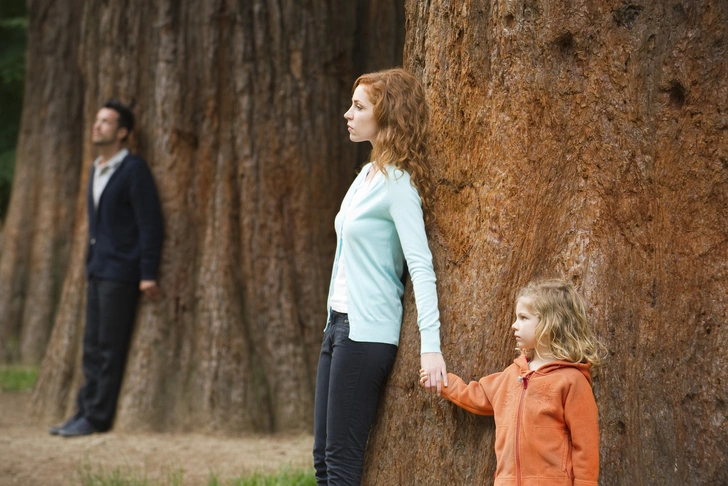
0, 149, 15, 218
0, 18, 27, 86
0, 365, 38, 391
77, 466, 316, 486
0, 0, 27, 221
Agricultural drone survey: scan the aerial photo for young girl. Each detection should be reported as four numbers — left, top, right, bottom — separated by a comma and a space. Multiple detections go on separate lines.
421, 279, 603, 486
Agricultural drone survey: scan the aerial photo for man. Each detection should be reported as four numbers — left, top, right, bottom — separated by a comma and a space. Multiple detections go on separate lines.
50, 99, 164, 437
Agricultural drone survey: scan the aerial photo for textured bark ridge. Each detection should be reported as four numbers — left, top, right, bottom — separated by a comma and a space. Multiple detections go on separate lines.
23, 0, 404, 434
363, 1, 727, 485
0, 0, 85, 364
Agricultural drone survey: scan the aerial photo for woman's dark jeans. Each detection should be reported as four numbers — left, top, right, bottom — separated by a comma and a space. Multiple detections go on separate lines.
313, 310, 398, 485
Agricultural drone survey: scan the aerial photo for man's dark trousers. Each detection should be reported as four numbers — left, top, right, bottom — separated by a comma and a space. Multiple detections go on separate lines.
75, 276, 139, 431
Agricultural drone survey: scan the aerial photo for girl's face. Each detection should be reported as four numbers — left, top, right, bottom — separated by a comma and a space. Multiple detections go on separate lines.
512, 297, 540, 350
344, 85, 379, 144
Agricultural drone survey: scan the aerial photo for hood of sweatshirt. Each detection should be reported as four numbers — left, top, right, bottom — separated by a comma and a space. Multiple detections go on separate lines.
514, 354, 593, 385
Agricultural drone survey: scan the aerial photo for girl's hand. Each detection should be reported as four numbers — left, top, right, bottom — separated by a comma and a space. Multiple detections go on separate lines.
419, 369, 428, 386
420, 352, 448, 396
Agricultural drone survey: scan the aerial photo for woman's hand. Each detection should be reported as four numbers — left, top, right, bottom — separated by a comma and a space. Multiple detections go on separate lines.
420, 352, 447, 396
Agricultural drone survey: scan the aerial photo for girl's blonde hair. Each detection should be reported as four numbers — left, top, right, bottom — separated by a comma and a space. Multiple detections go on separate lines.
518, 279, 605, 370
353, 68, 433, 214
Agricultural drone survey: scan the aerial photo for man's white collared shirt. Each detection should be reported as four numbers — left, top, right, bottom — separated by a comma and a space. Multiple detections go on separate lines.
92, 148, 129, 208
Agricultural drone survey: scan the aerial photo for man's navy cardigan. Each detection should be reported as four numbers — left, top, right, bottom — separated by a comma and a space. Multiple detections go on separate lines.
86, 153, 164, 283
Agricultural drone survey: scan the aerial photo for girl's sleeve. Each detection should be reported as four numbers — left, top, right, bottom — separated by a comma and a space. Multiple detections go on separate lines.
564, 376, 600, 485
440, 372, 499, 416
387, 172, 441, 354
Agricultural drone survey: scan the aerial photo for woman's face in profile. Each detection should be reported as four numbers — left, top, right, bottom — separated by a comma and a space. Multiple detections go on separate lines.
344, 85, 379, 144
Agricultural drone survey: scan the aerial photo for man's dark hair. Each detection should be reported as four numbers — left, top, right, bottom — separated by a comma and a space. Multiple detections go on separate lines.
102, 98, 135, 139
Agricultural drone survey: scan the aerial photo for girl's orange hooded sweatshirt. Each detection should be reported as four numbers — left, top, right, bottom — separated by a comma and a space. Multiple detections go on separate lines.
441, 356, 599, 486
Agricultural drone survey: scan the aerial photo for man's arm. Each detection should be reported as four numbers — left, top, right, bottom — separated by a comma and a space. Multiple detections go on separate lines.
129, 158, 164, 294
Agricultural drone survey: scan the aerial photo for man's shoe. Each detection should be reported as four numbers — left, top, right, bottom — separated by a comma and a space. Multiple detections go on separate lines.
58, 417, 99, 437
48, 414, 82, 436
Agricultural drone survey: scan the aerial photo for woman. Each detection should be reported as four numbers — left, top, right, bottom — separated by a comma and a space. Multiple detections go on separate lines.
313, 68, 447, 485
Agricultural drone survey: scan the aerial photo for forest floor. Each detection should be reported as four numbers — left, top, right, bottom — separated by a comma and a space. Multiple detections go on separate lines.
0, 391, 313, 486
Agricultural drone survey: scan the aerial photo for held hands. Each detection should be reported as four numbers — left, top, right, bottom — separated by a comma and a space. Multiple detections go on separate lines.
140, 280, 162, 300
420, 352, 448, 396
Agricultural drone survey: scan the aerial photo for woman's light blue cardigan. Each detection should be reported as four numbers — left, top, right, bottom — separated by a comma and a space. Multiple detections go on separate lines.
325, 162, 441, 354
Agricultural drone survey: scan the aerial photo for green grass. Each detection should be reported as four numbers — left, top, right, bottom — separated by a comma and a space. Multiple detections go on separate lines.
77, 467, 158, 486
0, 364, 38, 391
217, 469, 316, 486
77, 466, 316, 486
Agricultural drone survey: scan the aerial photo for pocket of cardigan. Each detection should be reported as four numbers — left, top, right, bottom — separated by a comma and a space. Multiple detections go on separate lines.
535, 426, 570, 475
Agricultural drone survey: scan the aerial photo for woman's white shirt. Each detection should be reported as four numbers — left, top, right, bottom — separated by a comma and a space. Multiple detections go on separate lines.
329, 171, 376, 313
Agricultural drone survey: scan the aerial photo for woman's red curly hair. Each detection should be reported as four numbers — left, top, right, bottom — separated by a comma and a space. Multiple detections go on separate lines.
353, 68, 433, 215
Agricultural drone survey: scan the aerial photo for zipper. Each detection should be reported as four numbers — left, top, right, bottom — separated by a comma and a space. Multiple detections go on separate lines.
515, 375, 529, 486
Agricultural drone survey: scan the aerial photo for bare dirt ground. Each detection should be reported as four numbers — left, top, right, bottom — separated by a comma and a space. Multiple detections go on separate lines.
0, 392, 313, 486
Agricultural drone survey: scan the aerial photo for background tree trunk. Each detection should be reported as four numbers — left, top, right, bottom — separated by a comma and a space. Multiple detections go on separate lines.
26, 0, 404, 433
0, 0, 85, 364
364, 1, 727, 485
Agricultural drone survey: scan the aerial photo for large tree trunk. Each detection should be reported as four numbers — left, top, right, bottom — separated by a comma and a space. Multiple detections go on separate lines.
0, 0, 85, 364
27, 0, 404, 433
364, 1, 728, 485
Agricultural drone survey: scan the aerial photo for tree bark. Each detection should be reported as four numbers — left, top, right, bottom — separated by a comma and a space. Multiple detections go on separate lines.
27, 0, 404, 433
0, 0, 85, 364
363, 1, 728, 485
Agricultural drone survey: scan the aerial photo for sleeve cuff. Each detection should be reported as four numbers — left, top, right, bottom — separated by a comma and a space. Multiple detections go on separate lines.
420, 329, 441, 354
